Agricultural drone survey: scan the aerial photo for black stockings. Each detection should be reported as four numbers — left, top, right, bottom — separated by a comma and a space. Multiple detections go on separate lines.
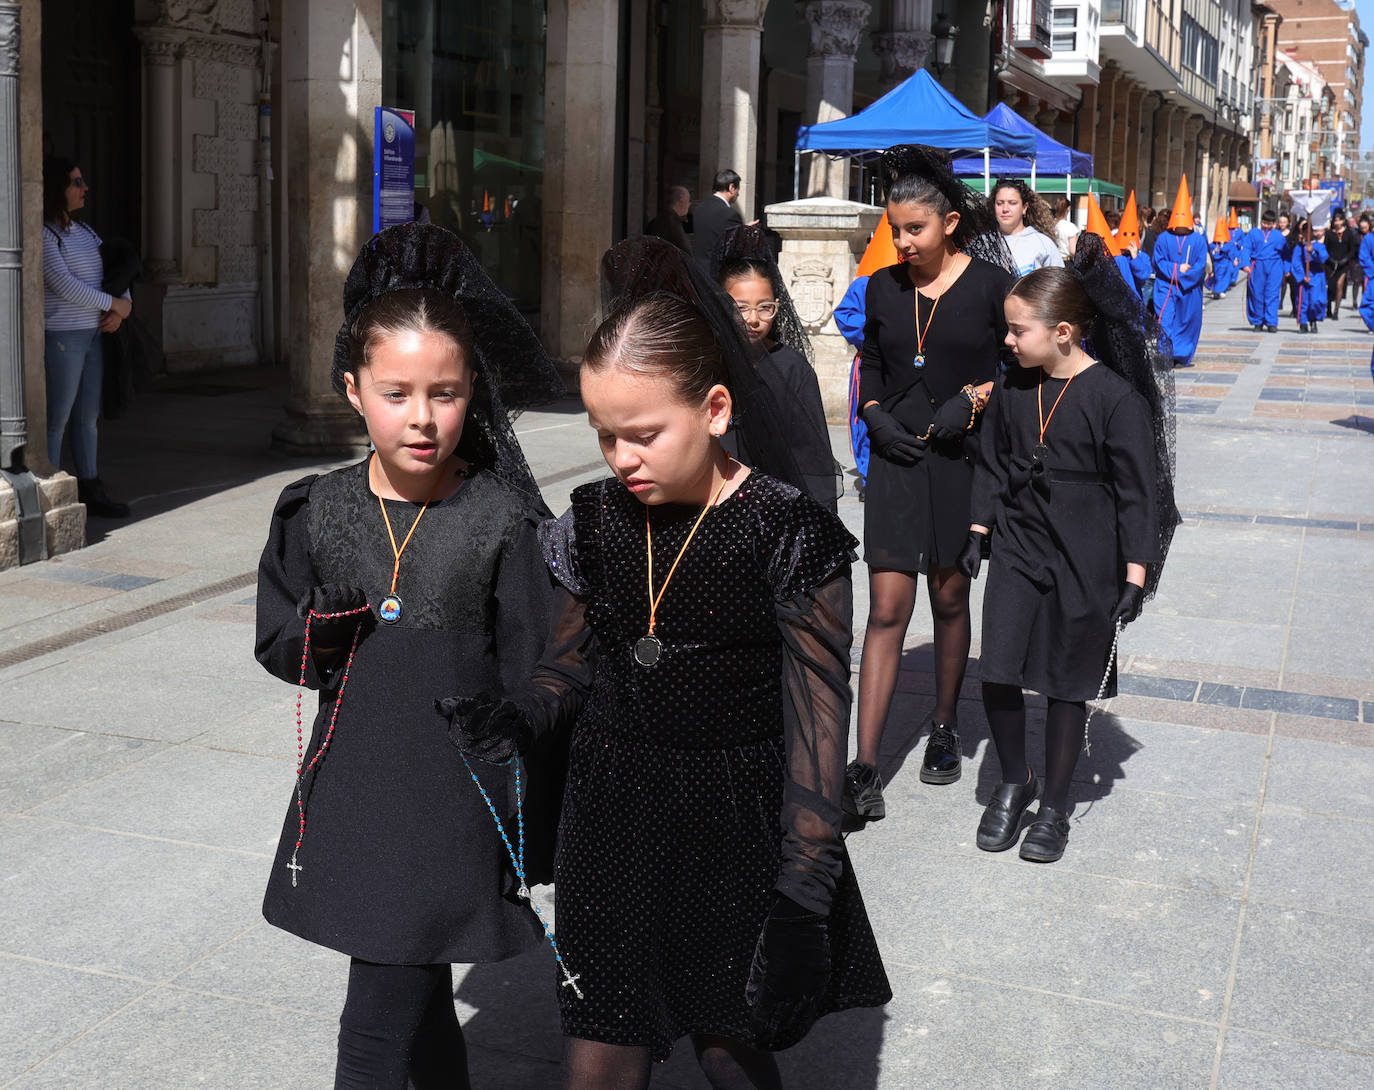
982, 683, 1087, 812
563, 1036, 779, 1090
335, 960, 469, 1090
856, 566, 971, 765
926, 565, 971, 725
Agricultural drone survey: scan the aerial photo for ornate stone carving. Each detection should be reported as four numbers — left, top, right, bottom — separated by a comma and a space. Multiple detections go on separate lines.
800, 1, 871, 59
181, 34, 259, 68
701, 0, 769, 30
0, 6, 19, 77
788, 257, 837, 332
871, 30, 932, 83
156, 0, 254, 35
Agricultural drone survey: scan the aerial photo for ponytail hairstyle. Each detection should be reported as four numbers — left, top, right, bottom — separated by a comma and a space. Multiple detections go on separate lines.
991, 178, 1056, 238
582, 293, 728, 406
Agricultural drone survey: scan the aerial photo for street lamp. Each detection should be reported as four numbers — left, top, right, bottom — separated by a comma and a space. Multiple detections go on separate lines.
932, 14, 959, 75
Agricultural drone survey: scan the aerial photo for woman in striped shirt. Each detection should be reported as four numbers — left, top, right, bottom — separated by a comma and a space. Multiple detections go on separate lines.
42, 156, 130, 518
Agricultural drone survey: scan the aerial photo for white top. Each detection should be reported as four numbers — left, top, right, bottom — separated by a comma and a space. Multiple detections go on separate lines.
1005, 226, 1064, 275
1053, 218, 1080, 259
42, 220, 114, 331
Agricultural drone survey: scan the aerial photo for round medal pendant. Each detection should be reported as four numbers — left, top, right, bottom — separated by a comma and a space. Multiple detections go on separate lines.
633, 634, 663, 667
1031, 442, 1049, 464
378, 594, 403, 624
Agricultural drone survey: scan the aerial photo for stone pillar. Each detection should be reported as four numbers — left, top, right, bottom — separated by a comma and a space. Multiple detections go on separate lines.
134, 28, 182, 282
271, 0, 381, 456
1077, 82, 1098, 167
763, 197, 882, 421
17, 0, 46, 477
871, 0, 931, 91
1196, 122, 1213, 229
700, 0, 768, 221
800, 1, 871, 199
1184, 116, 1204, 222
1096, 68, 1121, 188
1122, 87, 1144, 203
542, 0, 619, 365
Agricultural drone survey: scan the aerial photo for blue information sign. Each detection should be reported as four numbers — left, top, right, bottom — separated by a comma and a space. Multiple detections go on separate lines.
373, 107, 416, 234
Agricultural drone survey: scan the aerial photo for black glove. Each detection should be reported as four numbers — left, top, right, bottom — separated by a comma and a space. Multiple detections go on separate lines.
956, 530, 989, 579
297, 584, 370, 647
929, 393, 976, 442
861, 404, 925, 466
745, 894, 831, 1049
1111, 583, 1144, 627
437, 693, 534, 765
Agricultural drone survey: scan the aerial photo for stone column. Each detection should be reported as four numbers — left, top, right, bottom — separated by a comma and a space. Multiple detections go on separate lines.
1096, 68, 1120, 187
871, 0, 931, 91
700, 0, 769, 221
1184, 116, 1204, 221
800, 2, 871, 199
1076, 82, 1098, 167
542, 0, 619, 365
272, 0, 381, 456
17, 0, 46, 477
133, 27, 183, 283
1196, 122, 1213, 229
764, 196, 883, 421
1122, 87, 1144, 202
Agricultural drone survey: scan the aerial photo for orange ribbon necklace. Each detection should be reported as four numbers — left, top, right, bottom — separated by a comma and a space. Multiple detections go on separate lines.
373, 454, 443, 623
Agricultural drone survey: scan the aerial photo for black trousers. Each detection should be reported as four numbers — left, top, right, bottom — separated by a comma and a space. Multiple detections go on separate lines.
335, 959, 470, 1090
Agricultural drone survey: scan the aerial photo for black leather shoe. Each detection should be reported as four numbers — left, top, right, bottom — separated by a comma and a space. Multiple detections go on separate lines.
77, 478, 131, 519
1019, 806, 1071, 863
976, 771, 1040, 852
919, 723, 961, 784
1264, 325, 1278, 333
842, 760, 886, 822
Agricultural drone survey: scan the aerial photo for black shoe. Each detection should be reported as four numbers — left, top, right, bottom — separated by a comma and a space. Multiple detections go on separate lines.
1251, 324, 1262, 332
976, 771, 1040, 852
1264, 325, 1278, 333
77, 478, 130, 519
1019, 806, 1071, 863
843, 760, 886, 822
919, 722, 962, 784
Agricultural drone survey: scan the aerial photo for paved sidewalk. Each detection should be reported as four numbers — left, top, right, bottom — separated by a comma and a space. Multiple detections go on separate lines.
2, 285, 1372, 1088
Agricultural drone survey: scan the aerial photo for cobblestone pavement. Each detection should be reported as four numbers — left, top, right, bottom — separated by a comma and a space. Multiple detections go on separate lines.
2, 283, 1372, 1088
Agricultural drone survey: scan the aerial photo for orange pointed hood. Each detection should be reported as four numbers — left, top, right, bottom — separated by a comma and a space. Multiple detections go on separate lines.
1118, 192, 1140, 246
1084, 194, 1120, 256
1227, 207, 1239, 230
1168, 176, 1193, 230
856, 212, 900, 277
1212, 217, 1229, 244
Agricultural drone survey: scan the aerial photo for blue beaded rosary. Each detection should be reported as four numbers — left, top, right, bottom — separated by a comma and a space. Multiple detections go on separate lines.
459, 750, 584, 999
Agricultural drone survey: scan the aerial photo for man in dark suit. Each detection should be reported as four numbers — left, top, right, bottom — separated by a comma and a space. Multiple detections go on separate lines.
692, 168, 744, 272
645, 185, 692, 254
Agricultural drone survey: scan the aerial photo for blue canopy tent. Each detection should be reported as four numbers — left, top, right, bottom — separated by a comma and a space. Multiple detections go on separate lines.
950, 104, 1092, 196
793, 69, 1038, 199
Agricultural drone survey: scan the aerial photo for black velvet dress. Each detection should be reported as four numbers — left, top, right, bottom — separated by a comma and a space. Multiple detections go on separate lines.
859, 258, 1012, 571
254, 460, 555, 965
971, 365, 1159, 700
529, 473, 891, 1060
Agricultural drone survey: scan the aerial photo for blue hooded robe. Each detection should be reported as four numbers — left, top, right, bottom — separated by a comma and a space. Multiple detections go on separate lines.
1152, 230, 1208, 365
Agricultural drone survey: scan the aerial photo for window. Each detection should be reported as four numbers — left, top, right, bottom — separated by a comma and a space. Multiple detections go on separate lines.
1052, 6, 1078, 53
1180, 14, 1218, 83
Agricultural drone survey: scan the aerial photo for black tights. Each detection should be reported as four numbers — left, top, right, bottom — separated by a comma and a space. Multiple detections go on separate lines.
335, 959, 470, 1090
856, 565, 971, 766
563, 1035, 781, 1090
982, 683, 1086, 812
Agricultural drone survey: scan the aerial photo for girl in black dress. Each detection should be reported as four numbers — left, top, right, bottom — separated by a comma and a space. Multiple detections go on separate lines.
446, 238, 889, 1089
1323, 209, 1356, 319
845, 145, 1016, 821
254, 224, 563, 1088
715, 224, 838, 509
957, 233, 1178, 862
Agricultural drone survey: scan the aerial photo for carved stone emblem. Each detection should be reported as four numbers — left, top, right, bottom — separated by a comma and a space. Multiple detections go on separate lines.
789, 259, 836, 332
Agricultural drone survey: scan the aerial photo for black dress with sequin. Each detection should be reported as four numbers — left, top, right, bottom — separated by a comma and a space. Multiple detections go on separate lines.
253, 459, 554, 965
528, 473, 891, 1060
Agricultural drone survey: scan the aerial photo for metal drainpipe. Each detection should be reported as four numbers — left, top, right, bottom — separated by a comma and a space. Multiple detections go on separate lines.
0, 3, 48, 564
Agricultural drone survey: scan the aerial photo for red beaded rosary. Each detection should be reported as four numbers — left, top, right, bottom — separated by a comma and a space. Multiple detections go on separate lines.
288, 604, 371, 887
